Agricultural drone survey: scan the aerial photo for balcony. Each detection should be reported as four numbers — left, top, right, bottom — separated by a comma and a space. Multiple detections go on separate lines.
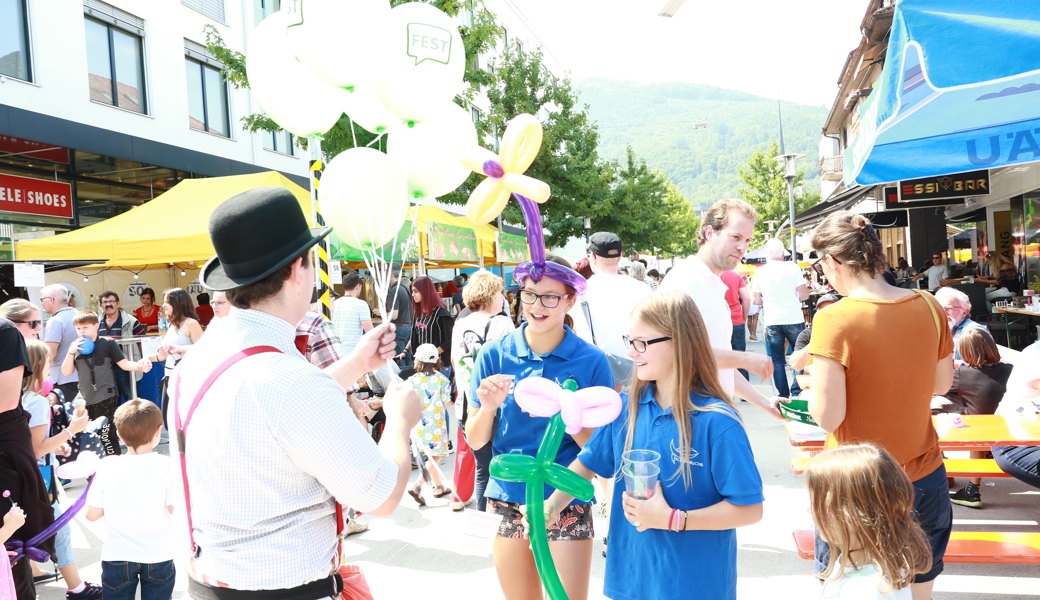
819, 155, 844, 181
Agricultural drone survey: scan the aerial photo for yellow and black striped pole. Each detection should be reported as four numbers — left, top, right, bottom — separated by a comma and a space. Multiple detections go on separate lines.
309, 138, 332, 320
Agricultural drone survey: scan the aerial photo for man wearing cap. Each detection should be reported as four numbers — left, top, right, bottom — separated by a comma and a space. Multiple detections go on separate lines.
172, 187, 421, 597
570, 232, 651, 389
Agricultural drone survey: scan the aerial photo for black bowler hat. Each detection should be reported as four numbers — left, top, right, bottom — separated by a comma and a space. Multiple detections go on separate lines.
201, 187, 332, 291
588, 231, 622, 258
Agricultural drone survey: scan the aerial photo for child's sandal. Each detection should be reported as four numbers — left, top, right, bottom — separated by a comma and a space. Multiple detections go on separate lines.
408, 485, 426, 506
433, 485, 452, 498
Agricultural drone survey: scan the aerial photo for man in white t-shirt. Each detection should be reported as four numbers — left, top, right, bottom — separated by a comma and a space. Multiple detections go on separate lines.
913, 252, 951, 290
332, 268, 374, 354
570, 231, 651, 388
751, 238, 809, 399
660, 198, 784, 418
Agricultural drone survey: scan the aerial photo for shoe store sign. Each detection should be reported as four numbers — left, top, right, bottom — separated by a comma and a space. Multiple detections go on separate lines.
0, 173, 74, 219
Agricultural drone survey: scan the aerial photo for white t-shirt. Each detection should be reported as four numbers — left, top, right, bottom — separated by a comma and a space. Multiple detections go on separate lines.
331, 296, 372, 354
659, 256, 735, 397
23, 391, 54, 467
820, 559, 911, 600
451, 312, 514, 420
86, 452, 177, 563
923, 264, 949, 290
569, 273, 652, 357
752, 260, 806, 326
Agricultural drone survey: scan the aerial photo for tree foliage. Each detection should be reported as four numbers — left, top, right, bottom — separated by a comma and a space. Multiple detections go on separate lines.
737, 139, 820, 249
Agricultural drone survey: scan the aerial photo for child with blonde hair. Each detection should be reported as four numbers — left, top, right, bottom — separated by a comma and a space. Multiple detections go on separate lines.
806, 443, 933, 599
405, 344, 452, 506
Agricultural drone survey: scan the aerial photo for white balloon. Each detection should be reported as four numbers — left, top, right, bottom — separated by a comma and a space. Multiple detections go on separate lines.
386, 103, 477, 202
246, 12, 348, 138
373, 2, 466, 124
343, 83, 401, 135
320, 148, 409, 250
286, 0, 392, 89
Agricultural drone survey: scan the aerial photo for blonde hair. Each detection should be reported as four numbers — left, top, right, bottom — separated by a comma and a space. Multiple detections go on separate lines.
624, 291, 736, 489
23, 340, 50, 394
806, 443, 933, 591
0, 298, 38, 322
72, 310, 99, 325
698, 198, 758, 246
463, 270, 504, 311
957, 328, 1001, 367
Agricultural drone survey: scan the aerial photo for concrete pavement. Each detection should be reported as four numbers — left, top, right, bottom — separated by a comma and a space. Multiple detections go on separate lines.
37, 335, 1039, 599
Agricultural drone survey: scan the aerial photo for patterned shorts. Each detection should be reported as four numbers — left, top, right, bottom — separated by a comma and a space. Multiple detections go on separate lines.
488, 498, 594, 541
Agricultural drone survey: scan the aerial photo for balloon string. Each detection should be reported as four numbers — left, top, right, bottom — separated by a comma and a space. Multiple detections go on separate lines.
7, 476, 94, 565
348, 116, 358, 149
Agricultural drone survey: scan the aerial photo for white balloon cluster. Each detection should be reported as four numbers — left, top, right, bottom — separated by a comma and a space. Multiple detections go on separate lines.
246, 0, 479, 250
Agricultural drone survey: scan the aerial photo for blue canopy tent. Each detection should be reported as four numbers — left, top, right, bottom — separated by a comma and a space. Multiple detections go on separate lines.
844, 0, 1040, 186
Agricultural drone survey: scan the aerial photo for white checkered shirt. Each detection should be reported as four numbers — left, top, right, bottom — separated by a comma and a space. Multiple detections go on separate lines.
170, 309, 398, 589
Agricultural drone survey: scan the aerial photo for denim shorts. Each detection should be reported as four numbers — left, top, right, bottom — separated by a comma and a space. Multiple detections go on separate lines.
815, 463, 952, 583
488, 498, 594, 541
52, 501, 75, 568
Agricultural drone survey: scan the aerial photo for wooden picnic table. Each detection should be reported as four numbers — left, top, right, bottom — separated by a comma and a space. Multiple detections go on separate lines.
993, 306, 1040, 348
785, 414, 1040, 451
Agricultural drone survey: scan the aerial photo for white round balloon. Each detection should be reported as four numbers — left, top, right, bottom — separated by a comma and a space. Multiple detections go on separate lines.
343, 83, 401, 135
386, 103, 477, 202
287, 0, 392, 89
246, 12, 348, 138
320, 148, 409, 250
372, 2, 466, 124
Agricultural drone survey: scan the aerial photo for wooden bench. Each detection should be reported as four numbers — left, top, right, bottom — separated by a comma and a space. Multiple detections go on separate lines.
790, 457, 1010, 478
793, 529, 1040, 564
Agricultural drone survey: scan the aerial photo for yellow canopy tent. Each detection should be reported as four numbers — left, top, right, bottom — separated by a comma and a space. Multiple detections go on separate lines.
16, 172, 311, 269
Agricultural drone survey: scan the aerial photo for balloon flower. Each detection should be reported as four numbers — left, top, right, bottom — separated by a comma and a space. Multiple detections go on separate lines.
490, 377, 622, 600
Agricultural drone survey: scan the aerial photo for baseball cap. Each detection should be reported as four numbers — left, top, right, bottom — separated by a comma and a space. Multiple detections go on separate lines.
414, 343, 439, 364
588, 232, 622, 258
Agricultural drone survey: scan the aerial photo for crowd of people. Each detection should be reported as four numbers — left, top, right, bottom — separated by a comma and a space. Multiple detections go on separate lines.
0, 189, 1037, 600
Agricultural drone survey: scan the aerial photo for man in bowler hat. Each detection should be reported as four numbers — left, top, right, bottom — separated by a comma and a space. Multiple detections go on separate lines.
172, 187, 421, 596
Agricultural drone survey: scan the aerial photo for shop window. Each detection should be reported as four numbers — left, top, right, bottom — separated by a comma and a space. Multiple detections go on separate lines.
263, 130, 295, 156
0, 0, 32, 82
182, 0, 225, 24
84, 13, 147, 114
185, 54, 230, 137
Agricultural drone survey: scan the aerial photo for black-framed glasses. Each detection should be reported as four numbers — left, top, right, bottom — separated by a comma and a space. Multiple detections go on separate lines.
622, 335, 672, 353
519, 289, 571, 309
811, 254, 842, 276
12, 320, 41, 328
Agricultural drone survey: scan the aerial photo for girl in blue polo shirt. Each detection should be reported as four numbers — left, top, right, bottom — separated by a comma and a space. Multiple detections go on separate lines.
545, 291, 764, 600
466, 256, 613, 600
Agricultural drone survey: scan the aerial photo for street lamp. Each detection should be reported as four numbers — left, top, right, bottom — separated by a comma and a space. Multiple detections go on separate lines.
583, 216, 591, 244
775, 153, 804, 261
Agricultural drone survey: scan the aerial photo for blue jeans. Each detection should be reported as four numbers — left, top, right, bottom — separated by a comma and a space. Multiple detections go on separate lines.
765, 323, 805, 398
101, 560, 176, 600
730, 323, 749, 381
394, 324, 413, 368
993, 445, 1040, 489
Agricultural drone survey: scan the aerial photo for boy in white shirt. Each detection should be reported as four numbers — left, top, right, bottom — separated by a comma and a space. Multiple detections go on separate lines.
85, 400, 177, 600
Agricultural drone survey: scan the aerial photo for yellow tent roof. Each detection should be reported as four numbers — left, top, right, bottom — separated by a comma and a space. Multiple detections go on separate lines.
16, 172, 310, 269
412, 205, 504, 267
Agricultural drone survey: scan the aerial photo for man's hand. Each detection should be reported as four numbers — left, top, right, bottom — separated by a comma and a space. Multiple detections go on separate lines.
349, 323, 398, 375
742, 353, 773, 382
383, 382, 421, 430
476, 375, 513, 411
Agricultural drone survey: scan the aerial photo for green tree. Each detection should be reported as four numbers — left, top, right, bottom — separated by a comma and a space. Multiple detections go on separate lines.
737, 139, 820, 249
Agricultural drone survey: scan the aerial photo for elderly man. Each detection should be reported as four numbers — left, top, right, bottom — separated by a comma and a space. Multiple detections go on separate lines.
97, 290, 146, 402
172, 187, 420, 596
752, 238, 809, 398
913, 252, 952, 290
40, 284, 80, 403
210, 291, 231, 319
661, 198, 783, 418
934, 287, 987, 362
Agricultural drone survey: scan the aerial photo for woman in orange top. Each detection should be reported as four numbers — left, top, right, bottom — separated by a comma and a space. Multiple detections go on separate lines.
807, 211, 954, 600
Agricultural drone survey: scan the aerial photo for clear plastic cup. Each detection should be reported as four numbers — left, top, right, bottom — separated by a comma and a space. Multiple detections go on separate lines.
621, 450, 661, 499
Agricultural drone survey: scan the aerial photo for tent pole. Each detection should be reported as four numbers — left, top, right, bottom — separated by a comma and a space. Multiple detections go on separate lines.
309, 137, 332, 319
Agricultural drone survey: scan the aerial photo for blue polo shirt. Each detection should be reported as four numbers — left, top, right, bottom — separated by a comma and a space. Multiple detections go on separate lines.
471, 323, 613, 504
578, 386, 764, 600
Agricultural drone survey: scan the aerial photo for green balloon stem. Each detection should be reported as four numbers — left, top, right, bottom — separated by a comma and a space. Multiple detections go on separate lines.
407, 121, 416, 128
346, 85, 355, 93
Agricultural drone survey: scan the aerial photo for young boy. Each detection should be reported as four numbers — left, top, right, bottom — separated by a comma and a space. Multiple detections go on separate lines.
61, 310, 151, 455
85, 400, 176, 600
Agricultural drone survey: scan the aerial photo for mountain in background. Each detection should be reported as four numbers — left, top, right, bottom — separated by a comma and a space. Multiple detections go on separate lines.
574, 78, 828, 210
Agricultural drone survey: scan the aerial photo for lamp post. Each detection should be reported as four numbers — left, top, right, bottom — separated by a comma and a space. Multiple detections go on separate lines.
583, 216, 591, 244
776, 153, 804, 261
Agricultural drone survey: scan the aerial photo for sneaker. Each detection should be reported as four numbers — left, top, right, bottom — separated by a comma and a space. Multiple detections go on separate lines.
66, 583, 103, 600
343, 518, 369, 536
450, 500, 465, 511
950, 484, 982, 508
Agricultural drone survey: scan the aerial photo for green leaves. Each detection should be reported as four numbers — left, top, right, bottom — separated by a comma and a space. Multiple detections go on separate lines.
737, 140, 820, 249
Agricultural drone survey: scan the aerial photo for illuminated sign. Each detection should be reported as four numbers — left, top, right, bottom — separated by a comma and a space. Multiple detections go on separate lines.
897, 170, 990, 203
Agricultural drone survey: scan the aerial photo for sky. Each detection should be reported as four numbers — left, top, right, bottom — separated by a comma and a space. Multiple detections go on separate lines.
501, 0, 869, 108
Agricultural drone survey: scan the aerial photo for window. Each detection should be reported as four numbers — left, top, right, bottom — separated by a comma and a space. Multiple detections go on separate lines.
254, 0, 280, 25
182, 0, 225, 24
185, 58, 230, 136
471, 107, 482, 125
84, 15, 147, 114
0, 0, 32, 81
264, 130, 294, 155
516, 40, 523, 54
502, 27, 509, 51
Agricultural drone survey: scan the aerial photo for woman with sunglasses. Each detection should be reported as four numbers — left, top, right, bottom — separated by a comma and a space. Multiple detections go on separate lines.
466, 255, 613, 600
807, 211, 954, 600
0, 299, 43, 340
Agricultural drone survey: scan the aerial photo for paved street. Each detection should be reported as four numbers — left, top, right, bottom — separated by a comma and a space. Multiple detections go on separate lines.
38, 337, 1039, 600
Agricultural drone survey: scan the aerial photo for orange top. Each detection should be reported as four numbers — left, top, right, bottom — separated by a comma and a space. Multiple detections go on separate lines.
810, 292, 954, 481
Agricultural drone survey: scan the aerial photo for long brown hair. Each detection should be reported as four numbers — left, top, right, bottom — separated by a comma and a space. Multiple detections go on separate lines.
806, 443, 933, 591
810, 211, 885, 278
623, 291, 736, 489
164, 288, 199, 328
958, 328, 1001, 367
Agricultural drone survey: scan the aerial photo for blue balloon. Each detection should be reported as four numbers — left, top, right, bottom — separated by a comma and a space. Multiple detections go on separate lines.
78, 337, 94, 355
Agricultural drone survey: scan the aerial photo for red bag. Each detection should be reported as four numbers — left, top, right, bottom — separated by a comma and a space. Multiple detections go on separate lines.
452, 429, 475, 503
334, 505, 374, 600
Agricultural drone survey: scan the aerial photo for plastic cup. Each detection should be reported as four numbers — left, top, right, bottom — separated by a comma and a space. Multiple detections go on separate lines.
621, 450, 661, 499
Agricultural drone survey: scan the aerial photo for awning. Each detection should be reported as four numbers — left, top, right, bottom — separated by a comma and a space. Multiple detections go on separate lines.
862, 210, 908, 229
947, 207, 988, 224
844, 0, 1040, 186
794, 185, 876, 228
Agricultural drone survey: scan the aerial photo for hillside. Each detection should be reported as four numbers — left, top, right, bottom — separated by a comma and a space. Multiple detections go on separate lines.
574, 78, 827, 208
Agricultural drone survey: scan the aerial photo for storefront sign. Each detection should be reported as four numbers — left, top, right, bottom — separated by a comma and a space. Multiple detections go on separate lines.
0, 135, 70, 164
330, 224, 419, 263
428, 222, 478, 263
993, 211, 1014, 263
897, 170, 990, 203
496, 231, 529, 263
0, 173, 74, 219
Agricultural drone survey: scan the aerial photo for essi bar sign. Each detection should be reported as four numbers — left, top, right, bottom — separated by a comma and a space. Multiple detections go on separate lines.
897, 170, 990, 203
0, 173, 74, 219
